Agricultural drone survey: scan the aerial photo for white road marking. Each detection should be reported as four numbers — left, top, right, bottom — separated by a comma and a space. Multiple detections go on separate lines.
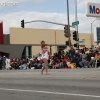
0, 88, 100, 98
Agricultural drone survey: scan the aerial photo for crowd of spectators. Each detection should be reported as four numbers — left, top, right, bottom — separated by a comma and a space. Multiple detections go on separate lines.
50, 45, 100, 69
0, 45, 100, 70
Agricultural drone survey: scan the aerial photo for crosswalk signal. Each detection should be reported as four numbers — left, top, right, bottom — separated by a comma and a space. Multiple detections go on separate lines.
74, 43, 79, 48
65, 40, 71, 46
21, 20, 24, 28
73, 31, 77, 41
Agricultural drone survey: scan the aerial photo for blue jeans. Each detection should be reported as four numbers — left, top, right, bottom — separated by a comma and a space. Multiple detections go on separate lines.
79, 61, 87, 68
37, 63, 42, 67
59, 62, 64, 68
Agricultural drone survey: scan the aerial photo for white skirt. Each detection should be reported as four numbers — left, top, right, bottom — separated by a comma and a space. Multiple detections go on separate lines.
41, 54, 48, 60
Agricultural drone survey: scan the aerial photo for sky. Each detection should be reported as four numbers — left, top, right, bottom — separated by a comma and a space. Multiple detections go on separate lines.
0, 0, 100, 34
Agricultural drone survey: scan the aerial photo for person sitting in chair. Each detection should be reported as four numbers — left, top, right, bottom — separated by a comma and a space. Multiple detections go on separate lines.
87, 52, 100, 68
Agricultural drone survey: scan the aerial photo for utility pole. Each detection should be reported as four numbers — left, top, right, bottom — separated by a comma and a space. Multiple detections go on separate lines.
66, 0, 71, 47
74, 0, 79, 49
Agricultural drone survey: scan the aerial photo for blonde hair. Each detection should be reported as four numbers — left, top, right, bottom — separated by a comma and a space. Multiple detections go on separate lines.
41, 40, 45, 49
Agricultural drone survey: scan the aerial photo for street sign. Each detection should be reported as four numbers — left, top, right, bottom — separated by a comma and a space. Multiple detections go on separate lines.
76, 40, 84, 44
72, 21, 79, 26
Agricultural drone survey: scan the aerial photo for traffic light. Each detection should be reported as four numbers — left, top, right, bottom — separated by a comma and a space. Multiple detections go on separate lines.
21, 20, 24, 28
65, 40, 71, 46
74, 43, 79, 48
64, 25, 69, 37
73, 31, 77, 41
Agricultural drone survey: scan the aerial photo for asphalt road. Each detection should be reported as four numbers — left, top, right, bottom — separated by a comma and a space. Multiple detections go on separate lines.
0, 68, 100, 100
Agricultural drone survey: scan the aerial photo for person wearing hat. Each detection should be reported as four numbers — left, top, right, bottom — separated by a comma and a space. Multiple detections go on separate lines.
2, 56, 6, 69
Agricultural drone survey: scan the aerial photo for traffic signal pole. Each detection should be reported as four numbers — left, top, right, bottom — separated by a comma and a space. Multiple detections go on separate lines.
21, 20, 24, 28
74, 0, 79, 49
24, 20, 75, 27
66, 0, 71, 47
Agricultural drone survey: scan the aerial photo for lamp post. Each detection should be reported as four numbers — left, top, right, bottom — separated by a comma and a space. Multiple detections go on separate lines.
66, 0, 71, 47
91, 18, 100, 46
91, 19, 97, 46
74, 0, 79, 49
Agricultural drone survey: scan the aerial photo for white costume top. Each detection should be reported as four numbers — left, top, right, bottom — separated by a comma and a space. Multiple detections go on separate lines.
41, 47, 48, 60
6, 58, 11, 69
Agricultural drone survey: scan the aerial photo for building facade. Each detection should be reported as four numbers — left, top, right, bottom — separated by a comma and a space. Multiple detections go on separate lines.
0, 25, 96, 58
9, 27, 96, 58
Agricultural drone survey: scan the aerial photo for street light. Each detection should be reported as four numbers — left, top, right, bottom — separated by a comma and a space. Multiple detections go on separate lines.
91, 19, 96, 46
74, 0, 79, 49
91, 19, 100, 46
66, 0, 71, 47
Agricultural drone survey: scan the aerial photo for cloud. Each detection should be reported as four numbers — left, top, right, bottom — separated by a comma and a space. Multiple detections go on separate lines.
0, 11, 99, 34
0, 11, 67, 34
77, 0, 100, 10
0, 0, 99, 35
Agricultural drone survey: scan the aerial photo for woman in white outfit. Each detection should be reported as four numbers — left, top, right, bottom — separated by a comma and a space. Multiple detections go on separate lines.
6, 57, 11, 70
41, 40, 49, 75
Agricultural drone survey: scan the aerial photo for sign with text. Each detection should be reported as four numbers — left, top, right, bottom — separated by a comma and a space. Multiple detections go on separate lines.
72, 21, 79, 26
86, 2, 100, 17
